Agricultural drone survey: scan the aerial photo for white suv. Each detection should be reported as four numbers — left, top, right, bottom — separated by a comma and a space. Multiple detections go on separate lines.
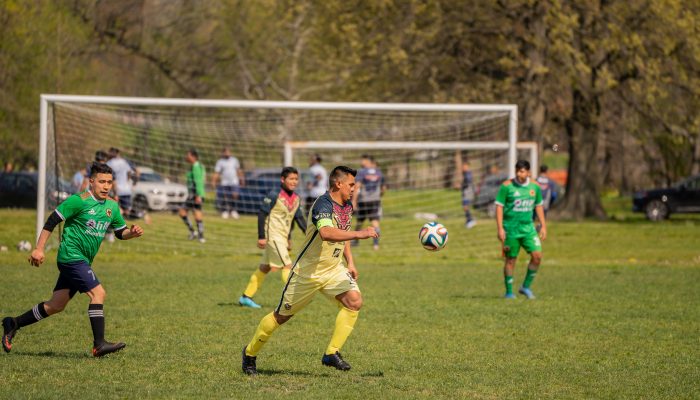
132, 167, 187, 211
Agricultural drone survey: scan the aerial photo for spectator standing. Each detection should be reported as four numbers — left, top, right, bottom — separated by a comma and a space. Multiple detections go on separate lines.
305, 154, 328, 215
212, 147, 245, 219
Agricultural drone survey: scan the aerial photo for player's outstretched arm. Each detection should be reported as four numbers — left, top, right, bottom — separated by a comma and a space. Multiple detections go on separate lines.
117, 225, 144, 240
28, 229, 52, 267
318, 226, 378, 242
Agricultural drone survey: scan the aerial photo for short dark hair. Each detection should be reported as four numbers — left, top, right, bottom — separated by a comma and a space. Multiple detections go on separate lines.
312, 154, 322, 163
329, 166, 357, 187
90, 162, 113, 177
281, 166, 298, 178
109, 147, 120, 154
515, 160, 530, 171
188, 148, 199, 159
95, 150, 108, 162
540, 164, 548, 173
361, 154, 374, 162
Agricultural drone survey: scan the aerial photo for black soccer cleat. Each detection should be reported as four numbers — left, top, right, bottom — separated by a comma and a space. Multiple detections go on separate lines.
92, 341, 126, 357
242, 346, 258, 375
321, 351, 351, 371
2, 317, 18, 353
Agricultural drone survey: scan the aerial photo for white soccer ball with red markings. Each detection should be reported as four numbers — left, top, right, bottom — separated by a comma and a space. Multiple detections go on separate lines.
419, 222, 448, 251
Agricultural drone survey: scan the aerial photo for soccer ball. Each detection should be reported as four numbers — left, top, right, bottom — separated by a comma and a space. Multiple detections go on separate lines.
419, 222, 448, 251
17, 240, 32, 252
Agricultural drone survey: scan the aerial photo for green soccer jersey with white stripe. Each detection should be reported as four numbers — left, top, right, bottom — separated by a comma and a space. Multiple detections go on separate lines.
494, 178, 543, 238
55, 191, 126, 264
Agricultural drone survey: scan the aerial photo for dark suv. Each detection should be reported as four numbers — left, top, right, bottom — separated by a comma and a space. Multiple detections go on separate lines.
633, 174, 700, 221
233, 168, 309, 215
0, 172, 73, 209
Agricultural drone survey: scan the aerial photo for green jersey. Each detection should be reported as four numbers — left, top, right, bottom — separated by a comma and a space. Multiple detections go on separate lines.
187, 161, 206, 197
495, 178, 543, 238
55, 191, 126, 264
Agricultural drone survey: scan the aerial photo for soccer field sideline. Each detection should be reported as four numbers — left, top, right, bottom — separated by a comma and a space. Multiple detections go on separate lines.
0, 209, 699, 399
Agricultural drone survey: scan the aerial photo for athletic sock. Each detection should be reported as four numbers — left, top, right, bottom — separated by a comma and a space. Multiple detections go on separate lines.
245, 312, 280, 357
281, 268, 290, 283
88, 304, 105, 347
373, 228, 380, 246
465, 210, 473, 223
181, 216, 194, 232
325, 307, 359, 355
196, 220, 204, 238
523, 266, 538, 289
243, 270, 267, 298
15, 302, 49, 328
504, 275, 514, 295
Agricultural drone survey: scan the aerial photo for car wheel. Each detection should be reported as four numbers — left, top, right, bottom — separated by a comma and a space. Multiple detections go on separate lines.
133, 195, 149, 212
645, 200, 669, 221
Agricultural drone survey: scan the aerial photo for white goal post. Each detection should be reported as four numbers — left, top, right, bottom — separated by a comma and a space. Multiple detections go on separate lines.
37, 94, 519, 240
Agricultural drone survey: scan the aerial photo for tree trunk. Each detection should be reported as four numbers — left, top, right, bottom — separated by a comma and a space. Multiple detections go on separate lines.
555, 90, 607, 219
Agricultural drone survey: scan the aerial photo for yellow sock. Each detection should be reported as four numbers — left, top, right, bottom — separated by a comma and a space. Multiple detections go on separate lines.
281, 268, 290, 283
325, 307, 359, 355
243, 269, 267, 298
245, 312, 280, 356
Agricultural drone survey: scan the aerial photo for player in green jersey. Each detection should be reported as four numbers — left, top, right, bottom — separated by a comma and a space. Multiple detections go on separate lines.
179, 148, 207, 243
495, 160, 547, 300
2, 163, 144, 357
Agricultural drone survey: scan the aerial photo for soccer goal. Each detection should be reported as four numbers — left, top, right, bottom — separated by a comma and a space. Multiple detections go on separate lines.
38, 95, 531, 258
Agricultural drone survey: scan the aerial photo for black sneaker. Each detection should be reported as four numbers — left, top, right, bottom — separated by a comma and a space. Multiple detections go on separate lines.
242, 346, 258, 375
321, 351, 351, 371
92, 341, 126, 357
2, 317, 17, 353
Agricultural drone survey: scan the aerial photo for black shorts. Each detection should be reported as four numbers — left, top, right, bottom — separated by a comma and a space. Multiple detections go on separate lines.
357, 201, 381, 221
185, 194, 203, 210
54, 260, 100, 298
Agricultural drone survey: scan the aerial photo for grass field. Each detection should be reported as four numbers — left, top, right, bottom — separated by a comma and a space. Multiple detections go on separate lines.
0, 201, 699, 399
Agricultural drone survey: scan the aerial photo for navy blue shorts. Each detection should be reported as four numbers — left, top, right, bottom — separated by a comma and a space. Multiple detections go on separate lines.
54, 260, 101, 298
118, 195, 132, 211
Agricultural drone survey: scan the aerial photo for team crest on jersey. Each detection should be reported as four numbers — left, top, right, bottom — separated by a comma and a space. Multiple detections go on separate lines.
106, 209, 112, 218
332, 203, 352, 230
284, 303, 292, 310
529, 189, 535, 196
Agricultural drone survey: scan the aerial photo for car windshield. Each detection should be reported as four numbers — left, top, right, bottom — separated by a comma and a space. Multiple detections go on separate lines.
139, 172, 163, 182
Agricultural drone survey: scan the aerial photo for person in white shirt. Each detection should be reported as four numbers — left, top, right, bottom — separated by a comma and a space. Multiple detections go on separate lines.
212, 147, 245, 219
106, 147, 135, 215
305, 154, 328, 215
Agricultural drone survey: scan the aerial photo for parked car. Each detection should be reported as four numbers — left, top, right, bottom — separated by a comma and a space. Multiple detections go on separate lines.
0, 172, 72, 209
235, 168, 310, 215
633, 174, 700, 221
132, 167, 187, 211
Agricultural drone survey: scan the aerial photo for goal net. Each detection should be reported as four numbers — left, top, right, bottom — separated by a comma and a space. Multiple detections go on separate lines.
39, 95, 532, 260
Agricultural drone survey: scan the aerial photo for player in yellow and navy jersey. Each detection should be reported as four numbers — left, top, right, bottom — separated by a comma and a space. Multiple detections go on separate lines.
2, 163, 144, 357
495, 160, 547, 300
242, 166, 379, 375
238, 167, 307, 308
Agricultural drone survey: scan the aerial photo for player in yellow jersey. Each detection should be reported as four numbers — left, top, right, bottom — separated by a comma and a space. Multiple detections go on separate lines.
238, 167, 307, 308
241, 166, 378, 375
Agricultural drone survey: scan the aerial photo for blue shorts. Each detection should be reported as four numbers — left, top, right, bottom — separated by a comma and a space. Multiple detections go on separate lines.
54, 260, 100, 297
117, 195, 132, 211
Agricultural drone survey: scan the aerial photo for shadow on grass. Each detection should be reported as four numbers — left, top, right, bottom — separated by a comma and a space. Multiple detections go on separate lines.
16, 350, 87, 359
249, 369, 385, 377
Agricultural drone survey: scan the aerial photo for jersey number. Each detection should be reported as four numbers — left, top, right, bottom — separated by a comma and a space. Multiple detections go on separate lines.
332, 248, 342, 258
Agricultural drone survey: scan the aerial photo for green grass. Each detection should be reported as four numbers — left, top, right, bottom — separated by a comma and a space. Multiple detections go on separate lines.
0, 206, 699, 399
